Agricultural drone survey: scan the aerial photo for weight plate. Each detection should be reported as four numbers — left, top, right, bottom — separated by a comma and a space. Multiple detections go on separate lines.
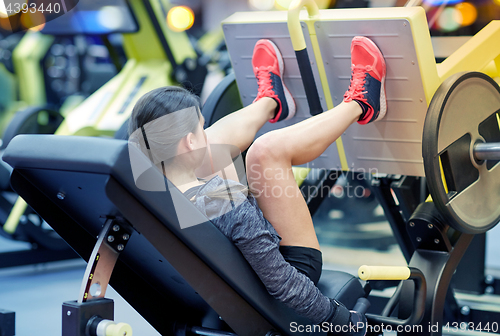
423, 72, 500, 234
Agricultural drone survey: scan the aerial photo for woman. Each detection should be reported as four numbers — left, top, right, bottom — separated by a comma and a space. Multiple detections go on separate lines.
128, 36, 386, 335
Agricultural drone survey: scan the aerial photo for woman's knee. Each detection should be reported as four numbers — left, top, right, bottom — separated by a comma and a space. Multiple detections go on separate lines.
246, 132, 285, 169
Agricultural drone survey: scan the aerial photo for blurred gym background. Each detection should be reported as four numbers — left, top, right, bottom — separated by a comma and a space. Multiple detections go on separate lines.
0, 0, 499, 335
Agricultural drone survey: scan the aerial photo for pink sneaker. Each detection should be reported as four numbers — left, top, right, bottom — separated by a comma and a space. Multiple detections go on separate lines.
252, 39, 296, 123
343, 36, 387, 124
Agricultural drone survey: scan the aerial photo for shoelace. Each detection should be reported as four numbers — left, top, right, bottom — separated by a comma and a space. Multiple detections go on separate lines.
255, 66, 275, 99
344, 64, 369, 102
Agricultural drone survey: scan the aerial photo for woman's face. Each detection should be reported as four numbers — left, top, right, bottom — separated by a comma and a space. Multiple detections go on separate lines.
191, 115, 207, 150
174, 114, 208, 171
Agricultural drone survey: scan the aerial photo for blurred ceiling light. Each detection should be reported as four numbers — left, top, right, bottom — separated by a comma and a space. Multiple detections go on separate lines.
437, 6, 461, 32
98, 6, 125, 30
20, 11, 46, 31
424, 0, 461, 6
455, 2, 477, 26
167, 5, 195, 32
249, 0, 275, 10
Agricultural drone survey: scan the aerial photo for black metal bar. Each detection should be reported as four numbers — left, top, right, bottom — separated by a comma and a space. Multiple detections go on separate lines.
453, 233, 486, 294
402, 233, 474, 336
294, 49, 323, 116
370, 177, 415, 262
391, 176, 424, 223
300, 169, 339, 216
142, 0, 179, 70
366, 268, 426, 327
100, 35, 123, 73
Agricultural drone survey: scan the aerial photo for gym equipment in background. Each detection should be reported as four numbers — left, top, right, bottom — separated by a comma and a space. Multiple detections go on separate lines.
0, 33, 23, 127
0, 309, 14, 336
0, 0, 212, 269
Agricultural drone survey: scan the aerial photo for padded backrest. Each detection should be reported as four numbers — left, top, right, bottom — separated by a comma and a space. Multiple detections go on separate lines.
3, 134, 317, 335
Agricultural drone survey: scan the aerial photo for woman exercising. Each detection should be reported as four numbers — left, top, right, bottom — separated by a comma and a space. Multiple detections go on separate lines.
128, 36, 386, 335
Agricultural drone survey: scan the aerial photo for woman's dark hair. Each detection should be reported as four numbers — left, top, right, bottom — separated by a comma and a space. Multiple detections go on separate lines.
128, 86, 203, 168
128, 86, 201, 137
129, 86, 248, 199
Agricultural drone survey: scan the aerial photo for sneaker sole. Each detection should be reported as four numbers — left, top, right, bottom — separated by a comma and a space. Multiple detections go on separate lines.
267, 40, 296, 121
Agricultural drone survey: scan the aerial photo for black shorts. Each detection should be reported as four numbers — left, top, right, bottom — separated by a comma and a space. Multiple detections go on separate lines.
279, 245, 323, 285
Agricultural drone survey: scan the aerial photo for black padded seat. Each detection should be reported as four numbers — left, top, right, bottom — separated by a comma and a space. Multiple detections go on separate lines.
317, 271, 365, 310
3, 135, 364, 336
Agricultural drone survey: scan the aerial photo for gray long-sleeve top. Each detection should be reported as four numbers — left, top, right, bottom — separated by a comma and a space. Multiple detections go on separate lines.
184, 175, 333, 324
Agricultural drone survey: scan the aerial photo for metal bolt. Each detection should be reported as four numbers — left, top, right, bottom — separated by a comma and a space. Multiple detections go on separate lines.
409, 222, 415, 227
416, 237, 422, 242
67, 311, 71, 316
411, 61, 415, 65
434, 239, 440, 244
428, 224, 433, 229
485, 286, 495, 294
122, 233, 130, 241
113, 224, 120, 232
117, 244, 124, 251
403, 22, 407, 26
460, 306, 470, 316
20, 215, 28, 224
57, 192, 65, 200
107, 235, 115, 243
420, 98, 423, 102
485, 274, 495, 285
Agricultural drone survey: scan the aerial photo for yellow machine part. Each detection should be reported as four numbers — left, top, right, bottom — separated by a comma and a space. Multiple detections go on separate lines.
358, 265, 411, 281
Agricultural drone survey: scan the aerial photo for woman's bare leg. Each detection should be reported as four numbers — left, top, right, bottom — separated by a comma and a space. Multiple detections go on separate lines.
246, 101, 362, 249
205, 38, 295, 153
197, 98, 275, 181
205, 97, 276, 152
210, 36, 385, 250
